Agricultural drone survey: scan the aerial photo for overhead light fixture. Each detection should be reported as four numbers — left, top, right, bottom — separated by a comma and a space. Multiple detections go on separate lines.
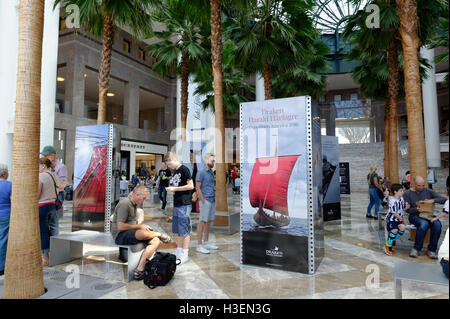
84, 73, 87, 78
57, 77, 65, 82
107, 92, 115, 97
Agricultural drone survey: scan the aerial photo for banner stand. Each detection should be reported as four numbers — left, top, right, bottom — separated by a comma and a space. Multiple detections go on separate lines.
240, 96, 323, 274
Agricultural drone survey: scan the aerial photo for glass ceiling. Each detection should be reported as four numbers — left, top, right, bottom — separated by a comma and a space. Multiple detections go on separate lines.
313, 0, 369, 34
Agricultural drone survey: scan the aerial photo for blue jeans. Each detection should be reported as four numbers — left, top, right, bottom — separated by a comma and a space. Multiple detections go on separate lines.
440, 258, 449, 279
158, 185, 167, 210
48, 192, 64, 237
409, 215, 442, 252
367, 188, 381, 217
0, 215, 10, 271
39, 204, 56, 254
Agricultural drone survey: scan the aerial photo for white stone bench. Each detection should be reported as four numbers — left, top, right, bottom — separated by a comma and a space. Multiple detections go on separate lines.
394, 260, 449, 298
49, 230, 145, 282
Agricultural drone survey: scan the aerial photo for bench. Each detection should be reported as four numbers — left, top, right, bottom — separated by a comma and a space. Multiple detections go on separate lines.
394, 260, 449, 299
49, 230, 145, 282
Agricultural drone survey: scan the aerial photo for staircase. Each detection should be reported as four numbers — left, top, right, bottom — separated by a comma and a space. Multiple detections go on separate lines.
338, 141, 448, 194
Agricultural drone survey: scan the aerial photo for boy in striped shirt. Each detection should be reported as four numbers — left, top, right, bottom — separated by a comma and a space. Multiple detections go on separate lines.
385, 184, 410, 255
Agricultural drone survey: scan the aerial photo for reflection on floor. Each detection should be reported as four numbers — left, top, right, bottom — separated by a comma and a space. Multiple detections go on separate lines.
3, 187, 448, 299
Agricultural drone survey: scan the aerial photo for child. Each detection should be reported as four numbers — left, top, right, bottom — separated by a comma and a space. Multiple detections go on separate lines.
163, 152, 194, 264
385, 183, 410, 255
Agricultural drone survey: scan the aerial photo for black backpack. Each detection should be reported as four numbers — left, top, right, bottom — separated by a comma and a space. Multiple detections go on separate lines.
143, 252, 179, 289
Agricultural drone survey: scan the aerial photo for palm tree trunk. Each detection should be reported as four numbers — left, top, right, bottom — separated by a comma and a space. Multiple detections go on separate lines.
396, 0, 428, 188
384, 102, 391, 179
97, 14, 114, 125
210, 0, 228, 213
180, 51, 190, 141
3, 0, 46, 299
263, 64, 272, 100
387, 40, 400, 184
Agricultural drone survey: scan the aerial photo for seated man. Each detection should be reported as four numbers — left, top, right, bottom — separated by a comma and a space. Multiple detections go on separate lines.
110, 185, 171, 280
404, 176, 447, 258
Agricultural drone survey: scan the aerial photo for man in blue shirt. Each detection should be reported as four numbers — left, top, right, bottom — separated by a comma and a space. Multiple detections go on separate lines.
196, 154, 218, 254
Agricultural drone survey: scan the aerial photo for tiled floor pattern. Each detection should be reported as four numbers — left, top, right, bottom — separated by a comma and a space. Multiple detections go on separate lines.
4, 188, 448, 299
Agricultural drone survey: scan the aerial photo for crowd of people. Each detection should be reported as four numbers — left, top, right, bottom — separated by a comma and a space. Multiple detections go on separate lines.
366, 165, 449, 278
0, 145, 68, 274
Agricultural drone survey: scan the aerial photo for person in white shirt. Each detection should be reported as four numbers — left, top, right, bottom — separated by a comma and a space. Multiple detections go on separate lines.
438, 199, 449, 278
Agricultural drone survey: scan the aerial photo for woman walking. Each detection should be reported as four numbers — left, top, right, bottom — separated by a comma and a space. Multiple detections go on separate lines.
38, 158, 62, 266
367, 165, 383, 220
0, 164, 12, 276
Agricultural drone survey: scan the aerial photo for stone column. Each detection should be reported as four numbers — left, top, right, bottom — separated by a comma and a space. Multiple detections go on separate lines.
123, 82, 139, 128
0, 0, 19, 176
65, 54, 86, 118
40, 0, 60, 150
255, 72, 264, 101
420, 47, 441, 167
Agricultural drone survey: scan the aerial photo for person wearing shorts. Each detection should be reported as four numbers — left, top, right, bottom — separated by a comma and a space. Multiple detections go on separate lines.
110, 186, 171, 280
164, 152, 194, 264
384, 184, 409, 256
196, 154, 218, 254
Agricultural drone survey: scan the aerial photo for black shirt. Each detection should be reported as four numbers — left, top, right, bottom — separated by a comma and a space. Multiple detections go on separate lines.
158, 169, 172, 188
172, 165, 192, 206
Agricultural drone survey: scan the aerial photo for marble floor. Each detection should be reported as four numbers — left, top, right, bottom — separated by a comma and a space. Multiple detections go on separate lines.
8, 188, 448, 299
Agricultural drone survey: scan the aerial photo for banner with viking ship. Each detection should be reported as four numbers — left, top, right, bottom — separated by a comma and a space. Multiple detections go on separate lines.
321, 135, 341, 221
72, 124, 116, 232
240, 96, 323, 274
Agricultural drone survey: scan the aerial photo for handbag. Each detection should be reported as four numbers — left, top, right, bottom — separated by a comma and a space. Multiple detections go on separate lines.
47, 172, 63, 211
143, 252, 180, 289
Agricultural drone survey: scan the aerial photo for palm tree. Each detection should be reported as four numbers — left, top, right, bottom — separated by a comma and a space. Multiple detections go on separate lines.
3, 0, 46, 299
147, 0, 209, 141
344, 0, 437, 184
395, 0, 442, 187
194, 41, 255, 116
430, 0, 449, 86
229, 0, 321, 100
55, 0, 157, 125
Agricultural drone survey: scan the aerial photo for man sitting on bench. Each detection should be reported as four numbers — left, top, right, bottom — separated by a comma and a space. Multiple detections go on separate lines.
110, 185, 171, 280
404, 176, 447, 259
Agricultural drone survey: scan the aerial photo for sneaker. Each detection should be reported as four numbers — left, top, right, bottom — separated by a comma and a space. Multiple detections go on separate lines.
366, 214, 373, 219
178, 253, 190, 264
196, 245, 210, 254
409, 248, 420, 258
384, 245, 393, 256
203, 242, 219, 250
426, 250, 438, 259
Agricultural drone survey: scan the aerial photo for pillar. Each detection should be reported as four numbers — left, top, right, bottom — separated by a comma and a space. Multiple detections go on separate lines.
40, 0, 60, 150
420, 47, 441, 167
0, 0, 19, 178
123, 82, 139, 128
65, 54, 86, 118
255, 72, 265, 101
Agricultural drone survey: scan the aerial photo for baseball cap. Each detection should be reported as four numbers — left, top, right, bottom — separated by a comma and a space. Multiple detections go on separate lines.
40, 145, 57, 156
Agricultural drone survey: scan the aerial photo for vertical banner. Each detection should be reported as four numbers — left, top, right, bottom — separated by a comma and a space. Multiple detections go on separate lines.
240, 96, 323, 274
339, 162, 351, 194
321, 136, 341, 221
72, 124, 114, 232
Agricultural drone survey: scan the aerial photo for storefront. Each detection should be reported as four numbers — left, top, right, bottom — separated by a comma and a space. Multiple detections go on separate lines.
120, 139, 168, 180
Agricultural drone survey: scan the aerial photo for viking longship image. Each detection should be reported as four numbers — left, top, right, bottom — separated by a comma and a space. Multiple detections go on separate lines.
72, 126, 109, 228
249, 155, 299, 228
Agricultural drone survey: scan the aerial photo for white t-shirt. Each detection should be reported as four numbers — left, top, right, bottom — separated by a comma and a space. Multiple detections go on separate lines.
438, 228, 449, 261
443, 200, 449, 214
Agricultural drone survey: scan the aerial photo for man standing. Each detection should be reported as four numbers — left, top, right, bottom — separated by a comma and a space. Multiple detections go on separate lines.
41, 145, 67, 236
164, 152, 194, 264
111, 186, 171, 280
196, 154, 218, 254
157, 163, 171, 211
404, 176, 447, 258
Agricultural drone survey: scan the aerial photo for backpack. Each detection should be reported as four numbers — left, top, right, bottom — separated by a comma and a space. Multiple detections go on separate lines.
143, 252, 179, 289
